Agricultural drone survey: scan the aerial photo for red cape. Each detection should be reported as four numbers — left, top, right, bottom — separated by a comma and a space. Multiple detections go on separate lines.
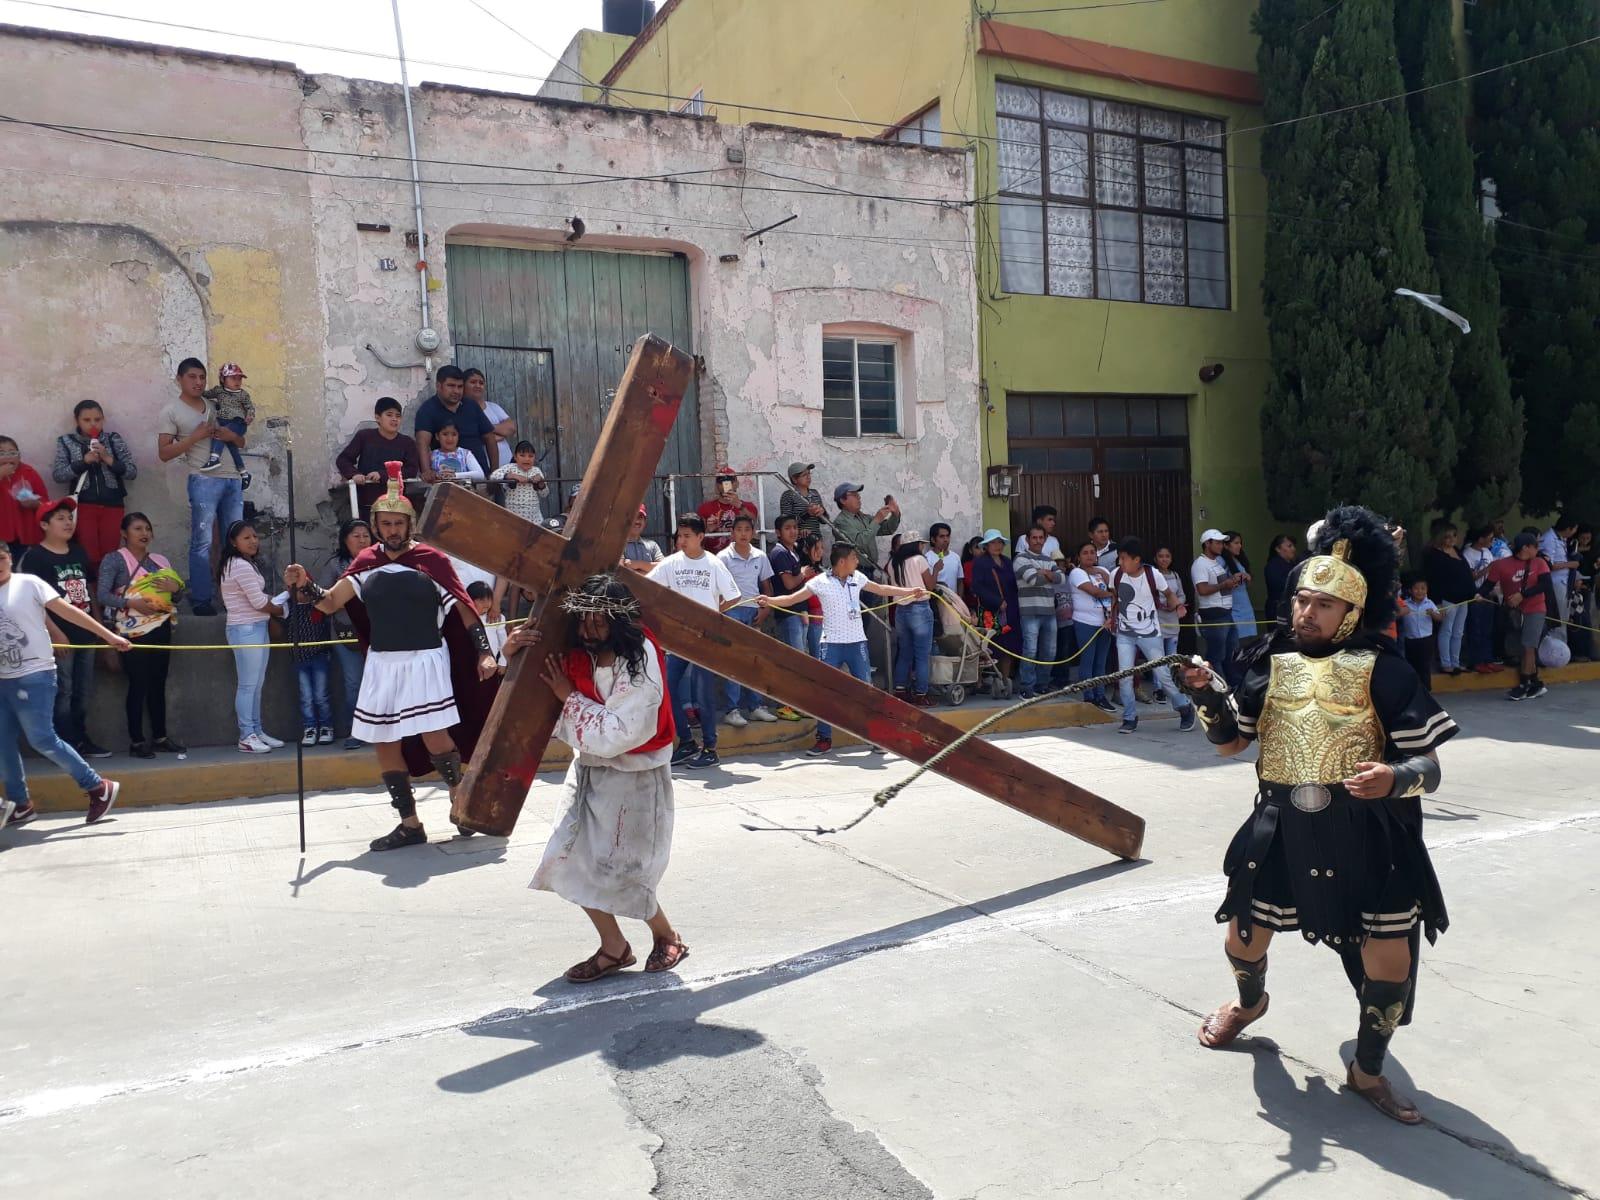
341, 543, 500, 779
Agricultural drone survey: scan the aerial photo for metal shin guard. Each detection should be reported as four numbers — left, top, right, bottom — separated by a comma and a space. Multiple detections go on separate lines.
430, 749, 464, 789
1227, 951, 1268, 1009
382, 770, 417, 818
1355, 977, 1410, 1075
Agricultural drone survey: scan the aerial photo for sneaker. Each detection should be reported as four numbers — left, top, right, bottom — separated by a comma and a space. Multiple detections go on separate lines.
239, 735, 273, 754
1094, 697, 1119, 714
1017, 688, 1036, 700
199, 453, 222, 472
1118, 718, 1138, 735
76, 739, 112, 760
301, 727, 318, 747
724, 710, 749, 728
240, 470, 253, 491
670, 740, 700, 766
686, 748, 720, 769
0, 798, 13, 828
912, 693, 937, 708
86, 778, 120, 824
7, 803, 37, 827
153, 736, 187, 754
774, 706, 804, 722
130, 741, 156, 760
258, 731, 285, 749
1506, 683, 1528, 702
317, 726, 334, 745
749, 706, 779, 723
1178, 708, 1197, 733
1524, 680, 1548, 700
806, 737, 833, 757
343, 737, 366, 751
191, 602, 219, 617
369, 822, 427, 852
1153, 689, 1168, 705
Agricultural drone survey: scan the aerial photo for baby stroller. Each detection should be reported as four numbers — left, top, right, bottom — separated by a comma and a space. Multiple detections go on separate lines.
928, 585, 1006, 705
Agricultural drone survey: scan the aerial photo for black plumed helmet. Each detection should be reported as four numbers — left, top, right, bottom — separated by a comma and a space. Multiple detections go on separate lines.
1308, 504, 1400, 633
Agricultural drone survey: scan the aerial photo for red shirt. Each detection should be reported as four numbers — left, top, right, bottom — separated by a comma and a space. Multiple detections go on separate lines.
1488, 555, 1549, 615
696, 497, 757, 552
0, 464, 48, 546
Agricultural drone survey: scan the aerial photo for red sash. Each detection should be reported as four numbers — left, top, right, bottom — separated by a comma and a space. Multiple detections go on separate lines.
563, 631, 675, 755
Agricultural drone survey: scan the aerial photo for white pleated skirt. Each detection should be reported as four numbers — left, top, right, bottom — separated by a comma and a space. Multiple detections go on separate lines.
351, 646, 459, 743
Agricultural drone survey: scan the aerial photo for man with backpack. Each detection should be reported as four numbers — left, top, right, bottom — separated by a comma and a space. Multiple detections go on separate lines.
1111, 537, 1196, 735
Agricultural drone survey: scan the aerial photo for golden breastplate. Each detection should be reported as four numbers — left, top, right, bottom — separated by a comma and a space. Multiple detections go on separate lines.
1257, 650, 1384, 785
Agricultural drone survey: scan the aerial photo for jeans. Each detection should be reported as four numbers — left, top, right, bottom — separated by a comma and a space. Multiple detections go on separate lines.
332, 641, 365, 736
1437, 601, 1469, 670
228, 620, 270, 740
1197, 608, 1241, 685
1072, 621, 1111, 702
1117, 632, 1193, 721
1016, 612, 1057, 693
893, 602, 934, 695
1549, 575, 1569, 643
1463, 596, 1495, 667
666, 653, 718, 749
772, 613, 807, 655
816, 640, 872, 740
210, 416, 247, 472
0, 670, 102, 804
186, 473, 245, 607
297, 655, 333, 728
723, 607, 768, 711
52, 644, 96, 746
806, 617, 823, 659
1050, 622, 1076, 687
124, 621, 172, 743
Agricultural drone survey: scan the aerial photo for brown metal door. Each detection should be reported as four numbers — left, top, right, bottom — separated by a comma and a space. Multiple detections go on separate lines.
1014, 469, 1193, 563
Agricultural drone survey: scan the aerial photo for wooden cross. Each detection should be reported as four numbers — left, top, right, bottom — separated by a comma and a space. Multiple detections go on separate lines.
418, 334, 1145, 861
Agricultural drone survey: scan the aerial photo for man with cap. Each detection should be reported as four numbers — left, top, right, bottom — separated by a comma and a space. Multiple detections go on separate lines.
1191, 527, 1249, 685
284, 463, 500, 851
831, 483, 900, 581
695, 467, 757, 554
622, 505, 664, 574
779, 462, 828, 539
1176, 506, 1459, 1126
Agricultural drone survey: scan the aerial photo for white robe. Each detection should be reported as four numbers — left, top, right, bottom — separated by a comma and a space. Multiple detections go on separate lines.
529, 648, 674, 920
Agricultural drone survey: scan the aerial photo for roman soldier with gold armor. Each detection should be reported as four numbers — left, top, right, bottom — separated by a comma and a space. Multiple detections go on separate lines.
1177, 506, 1458, 1126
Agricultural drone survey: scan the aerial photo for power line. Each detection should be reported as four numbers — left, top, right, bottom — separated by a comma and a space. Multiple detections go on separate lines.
984, 0, 1168, 12
461, 0, 626, 107
1294, 0, 1351, 37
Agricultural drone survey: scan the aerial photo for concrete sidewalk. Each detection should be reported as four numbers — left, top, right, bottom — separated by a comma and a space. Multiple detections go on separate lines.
1, 687, 1595, 1198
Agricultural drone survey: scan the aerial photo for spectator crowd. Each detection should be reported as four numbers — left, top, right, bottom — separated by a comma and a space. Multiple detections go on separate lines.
1, 355, 1593, 827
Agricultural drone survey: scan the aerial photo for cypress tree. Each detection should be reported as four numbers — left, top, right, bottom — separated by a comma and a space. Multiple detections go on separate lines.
1254, 0, 1456, 532
1468, 0, 1600, 517
1394, 0, 1521, 526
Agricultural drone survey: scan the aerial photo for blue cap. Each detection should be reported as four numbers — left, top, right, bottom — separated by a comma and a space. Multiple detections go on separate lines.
833, 482, 864, 503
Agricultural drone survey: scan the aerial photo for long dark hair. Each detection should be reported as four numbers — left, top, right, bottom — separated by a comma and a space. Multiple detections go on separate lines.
217, 519, 261, 584
1222, 530, 1250, 574
797, 532, 824, 566
889, 538, 925, 587
337, 518, 372, 563
569, 574, 649, 683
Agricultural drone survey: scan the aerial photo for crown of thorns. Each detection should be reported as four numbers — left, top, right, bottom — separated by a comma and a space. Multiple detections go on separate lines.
559, 589, 642, 619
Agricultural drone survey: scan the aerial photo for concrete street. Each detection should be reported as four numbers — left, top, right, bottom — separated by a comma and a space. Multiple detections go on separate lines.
2, 687, 1596, 1199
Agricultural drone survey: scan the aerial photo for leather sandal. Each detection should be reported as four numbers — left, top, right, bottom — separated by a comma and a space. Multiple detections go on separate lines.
645, 935, 690, 974
1197, 994, 1269, 1048
1345, 1063, 1423, 1125
565, 944, 635, 984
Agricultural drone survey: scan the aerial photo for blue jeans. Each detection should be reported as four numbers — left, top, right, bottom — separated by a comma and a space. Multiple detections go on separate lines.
1437, 601, 1469, 670
332, 641, 365, 735
52, 644, 96, 746
1197, 608, 1241, 685
1072, 621, 1111, 701
1463, 597, 1494, 667
1051, 622, 1076, 687
816, 641, 871, 740
772, 613, 807, 655
0, 670, 102, 804
723, 607, 768, 711
297, 655, 333, 728
666, 653, 718, 749
186, 473, 245, 607
1017, 612, 1057, 693
806, 617, 823, 659
1117, 632, 1193, 721
893, 601, 934, 695
228, 620, 270, 740
210, 416, 247, 472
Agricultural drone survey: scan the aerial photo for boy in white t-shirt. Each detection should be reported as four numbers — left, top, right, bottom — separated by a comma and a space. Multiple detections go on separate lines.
654, 513, 743, 770
759, 542, 926, 757
1111, 537, 1195, 734
0, 542, 130, 829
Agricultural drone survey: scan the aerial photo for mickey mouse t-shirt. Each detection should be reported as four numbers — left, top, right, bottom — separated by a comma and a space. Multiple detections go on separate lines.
1114, 567, 1168, 638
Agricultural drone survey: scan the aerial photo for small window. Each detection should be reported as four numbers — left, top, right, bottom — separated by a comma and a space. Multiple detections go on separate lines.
822, 337, 900, 438
893, 104, 942, 147
678, 88, 705, 116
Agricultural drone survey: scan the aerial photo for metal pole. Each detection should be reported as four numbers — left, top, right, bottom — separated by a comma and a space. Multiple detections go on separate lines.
348, 478, 359, 520
390, 0, 433, 371
755, 477, 768, 552
287, 444, 306, 854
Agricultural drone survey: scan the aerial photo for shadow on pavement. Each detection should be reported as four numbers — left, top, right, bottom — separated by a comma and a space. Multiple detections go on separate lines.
291, 835, 507, 890
435, 860, 1144, 1095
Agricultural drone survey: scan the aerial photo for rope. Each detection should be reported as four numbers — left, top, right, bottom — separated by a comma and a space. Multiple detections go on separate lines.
741, 653, 1196, 836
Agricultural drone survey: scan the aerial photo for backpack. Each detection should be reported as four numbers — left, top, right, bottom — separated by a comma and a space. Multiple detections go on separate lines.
1109, 564, 1164, 632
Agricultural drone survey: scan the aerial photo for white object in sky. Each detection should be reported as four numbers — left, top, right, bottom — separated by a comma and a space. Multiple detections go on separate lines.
1394, 288, 1471, 334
